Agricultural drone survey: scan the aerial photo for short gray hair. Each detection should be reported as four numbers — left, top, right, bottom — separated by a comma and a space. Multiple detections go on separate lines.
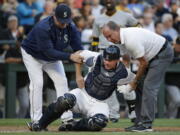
8, 15, 18, 22
105, 21, 120, 31
162, 13, 173, 23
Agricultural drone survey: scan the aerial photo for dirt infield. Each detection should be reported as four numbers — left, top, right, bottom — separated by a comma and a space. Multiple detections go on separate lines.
1, 126, 180, 132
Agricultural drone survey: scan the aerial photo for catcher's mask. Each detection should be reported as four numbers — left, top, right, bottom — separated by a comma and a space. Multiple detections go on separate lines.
103, 45, 120, 60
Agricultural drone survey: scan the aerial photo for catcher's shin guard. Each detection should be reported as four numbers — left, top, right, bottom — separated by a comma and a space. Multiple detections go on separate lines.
126, 99, 136, 122
70, 114, 108, 131
39, 93, 76, 129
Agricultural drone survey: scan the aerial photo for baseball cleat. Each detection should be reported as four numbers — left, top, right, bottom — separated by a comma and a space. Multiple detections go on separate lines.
26, 121, 33, 131
125, 124, 153, 132
26, 121, 42, 131
131, 125, 153, 132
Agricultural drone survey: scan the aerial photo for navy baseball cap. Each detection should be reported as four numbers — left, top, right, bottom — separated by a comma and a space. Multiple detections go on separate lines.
55, 4, 72, 24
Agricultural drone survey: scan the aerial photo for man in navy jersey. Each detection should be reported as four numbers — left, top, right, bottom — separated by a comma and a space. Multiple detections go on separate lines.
21, 4, 83, 126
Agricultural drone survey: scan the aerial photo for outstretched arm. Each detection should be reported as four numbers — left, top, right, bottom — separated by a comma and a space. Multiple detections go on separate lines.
130, 56, 148, 90
75, 63, 84, 88
75, 50, 100, 88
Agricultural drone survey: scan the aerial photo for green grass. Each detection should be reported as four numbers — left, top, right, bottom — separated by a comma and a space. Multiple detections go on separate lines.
0, 118, 180, 127
0, 119, 180, 135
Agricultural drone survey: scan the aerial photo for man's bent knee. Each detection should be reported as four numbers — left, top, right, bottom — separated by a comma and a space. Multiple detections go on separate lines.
55, 93, 76, 112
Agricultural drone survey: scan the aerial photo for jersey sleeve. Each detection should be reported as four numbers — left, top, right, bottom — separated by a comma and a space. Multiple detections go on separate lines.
126, 13, 139, 27
79, 50, 100, 64
127, 41, 145, 59
17, 3, 33, 17
124, 32, 145, 59
35, 27, 53, 50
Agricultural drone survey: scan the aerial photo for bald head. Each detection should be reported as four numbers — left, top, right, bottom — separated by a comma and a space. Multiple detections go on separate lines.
102, 21, 120, 44
105, 21, 120, 30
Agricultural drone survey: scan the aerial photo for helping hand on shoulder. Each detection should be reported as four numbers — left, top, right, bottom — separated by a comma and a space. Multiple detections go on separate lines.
70, 52, 83, 64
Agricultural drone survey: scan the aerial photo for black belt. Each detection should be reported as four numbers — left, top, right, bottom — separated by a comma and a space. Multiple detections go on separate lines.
158, 40, 168, 54
150, 40, 168, 63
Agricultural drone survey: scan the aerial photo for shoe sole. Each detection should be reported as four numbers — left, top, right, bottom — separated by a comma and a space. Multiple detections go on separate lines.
132, 129, 153, 132
26, 121, 47, 132
124, 129, 133, 132
26, 121, 32, 131
124, 125, 138, 132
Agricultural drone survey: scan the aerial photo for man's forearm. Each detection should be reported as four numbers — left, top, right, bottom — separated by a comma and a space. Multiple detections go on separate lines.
75, 63, 82, 77
134, 64, 147, 82
75, 63, 85, 88
134, 57, 148, 82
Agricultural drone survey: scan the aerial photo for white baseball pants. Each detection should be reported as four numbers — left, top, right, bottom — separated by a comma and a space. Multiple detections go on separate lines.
21, 48, 72, 122
69, 88, 109, 118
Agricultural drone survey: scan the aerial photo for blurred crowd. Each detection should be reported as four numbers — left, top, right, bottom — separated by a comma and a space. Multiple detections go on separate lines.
0, 0, 179, 119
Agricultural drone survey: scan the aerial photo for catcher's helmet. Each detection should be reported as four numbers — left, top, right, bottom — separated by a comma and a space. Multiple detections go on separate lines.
103, 45, 120, 60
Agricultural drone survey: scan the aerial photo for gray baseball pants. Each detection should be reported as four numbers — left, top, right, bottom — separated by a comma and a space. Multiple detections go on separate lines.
136, 42, 174, 127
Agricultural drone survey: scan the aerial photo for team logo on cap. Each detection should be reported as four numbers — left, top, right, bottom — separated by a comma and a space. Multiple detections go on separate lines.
64, 11, 67, 18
